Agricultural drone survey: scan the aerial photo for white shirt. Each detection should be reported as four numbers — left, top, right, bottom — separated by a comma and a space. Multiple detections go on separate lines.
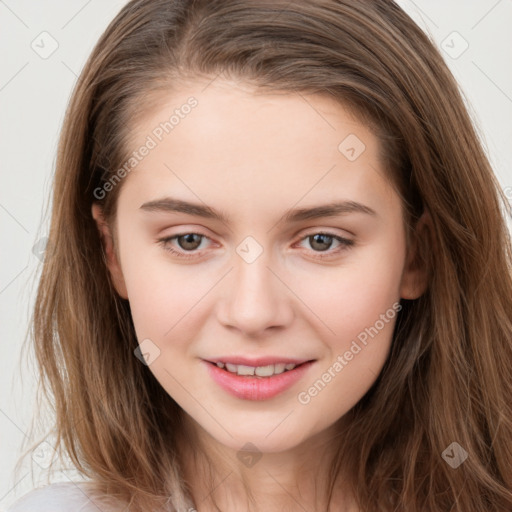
6, 482, 117, 512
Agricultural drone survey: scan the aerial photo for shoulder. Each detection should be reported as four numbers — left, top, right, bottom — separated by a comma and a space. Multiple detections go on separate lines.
6, 482, 112, 512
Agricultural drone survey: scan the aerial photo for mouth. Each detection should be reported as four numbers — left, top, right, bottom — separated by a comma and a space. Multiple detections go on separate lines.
203, 358, 316, 400
206, 359, 314, 378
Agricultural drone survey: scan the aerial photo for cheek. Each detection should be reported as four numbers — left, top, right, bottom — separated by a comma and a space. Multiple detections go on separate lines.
290, 235, 405, 339
117, 237, 207, 342
125, 267, 209, 345
293, 252, 404, 416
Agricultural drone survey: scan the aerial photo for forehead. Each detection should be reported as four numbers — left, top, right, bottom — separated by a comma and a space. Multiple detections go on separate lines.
128, 77, 378, 161
117, 78, 398, 221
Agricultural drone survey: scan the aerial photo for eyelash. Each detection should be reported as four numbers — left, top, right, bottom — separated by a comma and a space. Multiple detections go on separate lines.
157, 231, 354, 261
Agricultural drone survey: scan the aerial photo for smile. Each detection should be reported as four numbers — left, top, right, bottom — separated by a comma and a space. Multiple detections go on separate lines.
203, 359, 315, 400
213, 361, 299, 377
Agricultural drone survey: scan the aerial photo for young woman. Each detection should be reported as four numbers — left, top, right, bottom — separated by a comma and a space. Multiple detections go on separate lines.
9, 0, 512, 510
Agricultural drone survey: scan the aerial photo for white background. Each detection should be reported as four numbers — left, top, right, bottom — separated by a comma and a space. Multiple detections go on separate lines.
1, 0, 511, 509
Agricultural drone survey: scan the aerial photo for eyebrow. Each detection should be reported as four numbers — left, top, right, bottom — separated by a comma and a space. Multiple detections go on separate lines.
139, 197, 377, 224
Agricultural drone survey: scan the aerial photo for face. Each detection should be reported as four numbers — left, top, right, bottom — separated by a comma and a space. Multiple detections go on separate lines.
92, 78, 425, 454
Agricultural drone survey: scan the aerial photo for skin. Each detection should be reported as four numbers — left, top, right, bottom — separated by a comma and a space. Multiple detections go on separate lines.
92, 77, 428, 511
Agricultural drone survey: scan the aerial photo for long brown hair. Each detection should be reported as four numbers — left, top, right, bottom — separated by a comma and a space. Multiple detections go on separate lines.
19, 0, 512, 510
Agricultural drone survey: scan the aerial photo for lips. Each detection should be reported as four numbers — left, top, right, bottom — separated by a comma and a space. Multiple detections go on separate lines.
203, 358, 316, 400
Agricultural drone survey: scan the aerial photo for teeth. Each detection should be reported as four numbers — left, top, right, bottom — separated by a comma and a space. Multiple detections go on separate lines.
274, 363, 286, 374
219, 362, 298, 377
255, 365, 274, 377
237, 364, 255, 376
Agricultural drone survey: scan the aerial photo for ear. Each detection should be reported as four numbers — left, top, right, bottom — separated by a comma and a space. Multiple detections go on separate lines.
399, 210, 431, 300
91, 203, 129, 299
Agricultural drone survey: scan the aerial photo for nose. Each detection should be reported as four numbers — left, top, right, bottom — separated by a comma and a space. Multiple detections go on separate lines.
217, 249, 294, 337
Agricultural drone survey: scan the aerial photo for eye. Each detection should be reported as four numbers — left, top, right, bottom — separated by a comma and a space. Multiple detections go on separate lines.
157, 232, 211, 260
295, 232, 354, 259
157, 231, 355, 260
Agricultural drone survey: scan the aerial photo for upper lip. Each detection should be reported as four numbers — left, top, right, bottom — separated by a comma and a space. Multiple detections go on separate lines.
204, 356, 315, 367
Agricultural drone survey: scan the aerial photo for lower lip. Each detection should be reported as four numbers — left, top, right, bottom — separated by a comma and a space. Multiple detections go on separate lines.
203, 360, 315, 401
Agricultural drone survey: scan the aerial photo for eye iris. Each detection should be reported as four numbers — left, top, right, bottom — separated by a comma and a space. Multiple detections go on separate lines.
310, 234, 333, 252
178, 233, 202, 251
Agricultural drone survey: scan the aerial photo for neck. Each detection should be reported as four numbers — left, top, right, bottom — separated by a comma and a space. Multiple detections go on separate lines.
176, 414, 358, 512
